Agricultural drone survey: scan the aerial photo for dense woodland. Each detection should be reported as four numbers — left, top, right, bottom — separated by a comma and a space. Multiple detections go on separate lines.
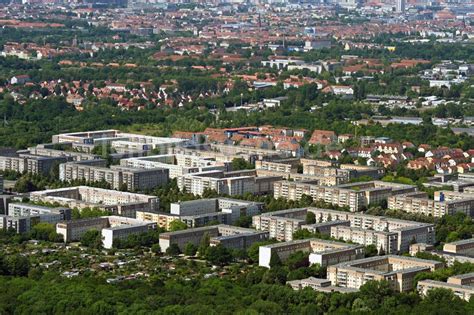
0, 270, 473, 314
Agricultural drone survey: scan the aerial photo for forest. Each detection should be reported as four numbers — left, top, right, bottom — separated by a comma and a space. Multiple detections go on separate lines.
0, 271, 473, 314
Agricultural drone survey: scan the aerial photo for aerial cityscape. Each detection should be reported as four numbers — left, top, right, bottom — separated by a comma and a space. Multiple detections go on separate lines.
0, 0, 473, 313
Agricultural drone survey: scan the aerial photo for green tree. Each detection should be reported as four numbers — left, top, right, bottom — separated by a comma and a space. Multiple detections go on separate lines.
183, 242, 197, 256
80, 229, 102, 249
204, 245, 233, 266
169, 220, 188, 232
166, 243, 181, 256
306, 211, 316, 224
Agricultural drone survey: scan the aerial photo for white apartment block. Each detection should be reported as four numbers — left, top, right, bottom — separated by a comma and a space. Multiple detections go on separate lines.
252, 208, 308, 241
328, 255, 443, 292
52, 130, 189, 153
309, 208, 436, 253
274, 180, 416, 212
177, 170, 279, 196
135, 211, 179, 230
418, 273, 474, 301
388, 191, 474, 218
159, 224, 269, 252
443, 238, 474, 257
8, 203, 71, 220
120, 154, 227, 179
253, 208, 435, 252
331, 225, 398, 254
30, 186, 159, 218
56, 215, 156, 248
59, 160, 169, 191
0, 154, 67, 175
259, 238, 364, 268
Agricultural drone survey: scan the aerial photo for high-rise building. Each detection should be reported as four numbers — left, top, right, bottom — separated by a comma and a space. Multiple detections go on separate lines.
396, 0, 406, 13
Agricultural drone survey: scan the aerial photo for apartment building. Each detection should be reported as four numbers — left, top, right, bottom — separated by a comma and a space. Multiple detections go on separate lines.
287, 277, 358, 293
309, 208, 436, 253
8, 203, 71, 221
328, 255, 443, 292
301, 159, 384, 181
259, 238, 364, 268
258, 170, 344, 186
252, 208, 308, 241
418, 273, 474, 301
120, 154, 228, 179
388, 191, 474, 217
177, 169, 280, 196
171, 198, 262, 219
159, 224, 269, 252
56, 216, 156, 248
301, 220, 351, 235
443, 238, 474, 256
0, 203, 71, 234
135, 211, 179, 230
0, 216, 32, 233
274, 180, 416, 212
57, 217, 109, 242
27, 144, 99, 161
331, 226, 398, 254
137, 198, 263, 230
0, 154, 67, 175
255, 159, 299, 174
208, 143, 291, 162
52, 130, 188, 154
180, 212, 232, 228
101, 216, 157, 249
30, 186, 159, 218
253, 208, 435, 252
59, 160, 169, 191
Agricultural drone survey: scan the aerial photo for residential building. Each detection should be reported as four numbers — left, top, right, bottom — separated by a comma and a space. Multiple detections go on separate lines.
274, 181, 416, 212
59, 160, 169, 191
0, 203, 71, 233
259, 238, 364, 268
177, 169, 280, 196
135, 211, 179, 230
56, 216, 157, 249
52, 130, 189, 154
388, 191, 474, 217
331, 225, 398, 254
30, 186, 159, 218
8, 203, 71, 221
252, 208, 308, 241
443, 238, 474, 257
328, 255, 443, 292
0, 154, 68, 175
159, 224, 268, 252
418, 273, 474, 301
120, 154, 228, 179
253, 208, 436, 252
287, 277, 358, 293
